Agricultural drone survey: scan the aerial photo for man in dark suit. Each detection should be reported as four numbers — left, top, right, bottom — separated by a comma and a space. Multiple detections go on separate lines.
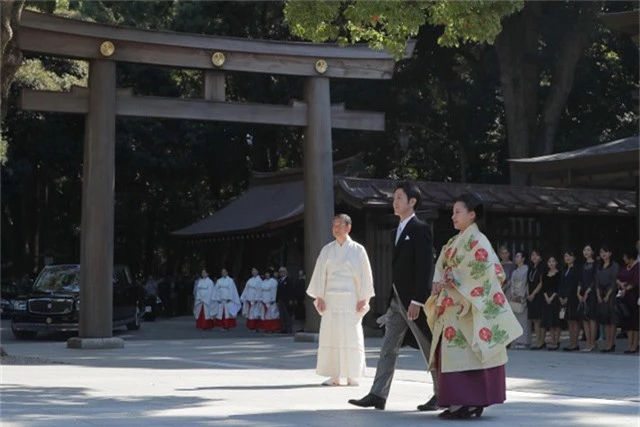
276, 266, 293, 333
349, 181, 438, 411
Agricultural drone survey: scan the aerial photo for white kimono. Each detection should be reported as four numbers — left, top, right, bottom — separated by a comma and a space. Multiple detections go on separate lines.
241, 276, 262, 319
213, 276, 241, 319
307, 236, 375, 379
258, 278, 280, 320
193, 277, 215, 319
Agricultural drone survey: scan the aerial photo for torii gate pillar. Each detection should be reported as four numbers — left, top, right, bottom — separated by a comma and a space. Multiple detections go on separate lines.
68, 59, 123, 349
302, 77, 333, 334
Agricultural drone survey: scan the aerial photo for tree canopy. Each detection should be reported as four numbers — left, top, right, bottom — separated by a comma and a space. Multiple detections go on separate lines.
284, 0, 524, 56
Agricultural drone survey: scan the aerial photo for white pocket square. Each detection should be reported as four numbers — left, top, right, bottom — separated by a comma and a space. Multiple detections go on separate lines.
405, 235, 410, 240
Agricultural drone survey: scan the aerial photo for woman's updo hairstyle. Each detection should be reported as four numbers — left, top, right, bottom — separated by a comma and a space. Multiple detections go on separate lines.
454, 192, 485, 222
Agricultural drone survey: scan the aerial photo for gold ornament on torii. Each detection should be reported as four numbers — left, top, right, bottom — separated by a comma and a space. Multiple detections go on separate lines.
211, 52, 226, 67
315, 59, 328, 74
99, 41, 115, 57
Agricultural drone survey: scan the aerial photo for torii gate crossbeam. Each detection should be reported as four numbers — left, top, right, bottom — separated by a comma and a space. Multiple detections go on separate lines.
17, 11, 414, 348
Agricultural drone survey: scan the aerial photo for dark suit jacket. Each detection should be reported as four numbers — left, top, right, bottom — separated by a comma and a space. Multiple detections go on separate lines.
276, 276, 291, 302
391, 216, 434, 348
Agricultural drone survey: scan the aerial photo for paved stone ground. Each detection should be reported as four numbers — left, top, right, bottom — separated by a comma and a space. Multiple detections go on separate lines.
1, 316, 638, 426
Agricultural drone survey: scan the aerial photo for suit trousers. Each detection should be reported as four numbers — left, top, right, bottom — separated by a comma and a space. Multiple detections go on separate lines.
277, 300, 293, 333
370, 294, 438, 400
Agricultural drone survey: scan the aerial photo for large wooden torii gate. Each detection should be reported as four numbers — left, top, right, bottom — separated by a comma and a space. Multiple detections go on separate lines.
18, 11, 414, 347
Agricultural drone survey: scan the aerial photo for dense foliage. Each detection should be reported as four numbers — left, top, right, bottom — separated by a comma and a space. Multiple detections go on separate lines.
1, 1, 637, 278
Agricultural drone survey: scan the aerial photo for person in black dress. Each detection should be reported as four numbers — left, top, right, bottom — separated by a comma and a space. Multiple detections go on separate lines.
559, 250, 580, 351
596, 246, 620, 353
578, 245, 598, 352
617, 247, 639, 353
527, 250, 545, 349
540, 256, 561, 350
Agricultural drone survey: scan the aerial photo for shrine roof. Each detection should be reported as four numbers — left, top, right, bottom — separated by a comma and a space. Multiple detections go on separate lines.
172, 173, 636, 240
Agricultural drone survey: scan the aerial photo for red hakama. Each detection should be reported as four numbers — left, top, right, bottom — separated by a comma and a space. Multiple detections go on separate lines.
195, 306, 214, 330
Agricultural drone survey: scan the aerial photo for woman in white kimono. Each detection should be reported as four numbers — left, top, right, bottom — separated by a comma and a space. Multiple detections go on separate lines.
193, 269, 215, 330
425, 193, 522, 419
258, 270, 280, 332
212, 269, 241, 330
307, 214, 375, 386
241, 268, 262, 331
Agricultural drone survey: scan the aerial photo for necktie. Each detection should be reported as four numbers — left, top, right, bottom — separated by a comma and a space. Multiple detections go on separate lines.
395, 225, 403, 245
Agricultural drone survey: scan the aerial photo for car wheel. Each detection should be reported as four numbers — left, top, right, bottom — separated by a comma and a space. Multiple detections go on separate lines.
12, 329, 38, 340
126, 306, 141, 331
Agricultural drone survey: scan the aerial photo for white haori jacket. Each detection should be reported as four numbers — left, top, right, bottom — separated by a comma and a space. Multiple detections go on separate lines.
258, 278, 279, 320
306, 236, 375, 310
193, 277, 215, 319
213, 276, 241, 319
241, 276, 262, 318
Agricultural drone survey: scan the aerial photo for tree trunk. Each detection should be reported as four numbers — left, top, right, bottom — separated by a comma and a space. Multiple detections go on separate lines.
494, 2, 541, 186
538, 5, 597, 155
1, 0, 26, 121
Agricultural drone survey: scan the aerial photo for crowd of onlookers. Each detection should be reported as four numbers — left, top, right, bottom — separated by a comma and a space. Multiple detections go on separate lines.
499, 241, 639, 354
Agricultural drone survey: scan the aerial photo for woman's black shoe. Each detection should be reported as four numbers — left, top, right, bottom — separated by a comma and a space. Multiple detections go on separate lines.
624, 346, 639, 354
601, 344, 616, 353
416, 395, 438, 411
531, 343, 546, 350
562, 346, 579, 352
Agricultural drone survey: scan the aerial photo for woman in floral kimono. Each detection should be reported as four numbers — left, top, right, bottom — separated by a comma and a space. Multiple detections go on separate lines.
425, 193, 523, 420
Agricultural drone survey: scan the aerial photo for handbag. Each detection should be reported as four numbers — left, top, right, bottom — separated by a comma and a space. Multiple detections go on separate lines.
509, 300, 525, 314
614, 297, 630, 318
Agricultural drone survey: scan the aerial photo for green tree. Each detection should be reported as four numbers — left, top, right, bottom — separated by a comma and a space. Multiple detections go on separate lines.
284, 0, 524, 56
284, 1, 637, 184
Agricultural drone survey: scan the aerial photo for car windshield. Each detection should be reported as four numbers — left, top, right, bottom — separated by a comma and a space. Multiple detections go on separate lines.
34, 266, 81, 293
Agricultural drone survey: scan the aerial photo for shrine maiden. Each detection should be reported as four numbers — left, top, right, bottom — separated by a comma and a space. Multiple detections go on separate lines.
241, 267, 263, 331
258, 270, 280, 332
193, 269, 215, 330
213, 269, 241, 330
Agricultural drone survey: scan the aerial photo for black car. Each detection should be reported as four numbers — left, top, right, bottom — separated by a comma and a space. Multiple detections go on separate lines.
11, 264, 142, 339
1, 281, 21, 319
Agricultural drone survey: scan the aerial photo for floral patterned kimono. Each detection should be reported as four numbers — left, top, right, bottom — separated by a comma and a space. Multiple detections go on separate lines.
425, 223, 523, 407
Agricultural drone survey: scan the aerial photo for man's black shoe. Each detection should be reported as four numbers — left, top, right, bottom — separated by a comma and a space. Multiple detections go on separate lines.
348, 393, 386, 410
417, 395, 439, 411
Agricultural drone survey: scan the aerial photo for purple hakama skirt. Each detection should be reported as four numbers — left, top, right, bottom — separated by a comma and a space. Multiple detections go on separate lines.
436, 339, 507, 407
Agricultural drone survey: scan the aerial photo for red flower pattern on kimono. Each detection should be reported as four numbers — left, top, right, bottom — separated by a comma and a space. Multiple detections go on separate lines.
470, 240, 479, 249
444, 326, 457, 340
479, 327, 492, 342
441, 297, 454, 308
493, 292, 506, 306
470, 286, 484, 297
474, 248, 488, 262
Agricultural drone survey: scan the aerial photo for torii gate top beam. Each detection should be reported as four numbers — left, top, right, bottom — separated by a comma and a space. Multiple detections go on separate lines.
19, 10, 416, 80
